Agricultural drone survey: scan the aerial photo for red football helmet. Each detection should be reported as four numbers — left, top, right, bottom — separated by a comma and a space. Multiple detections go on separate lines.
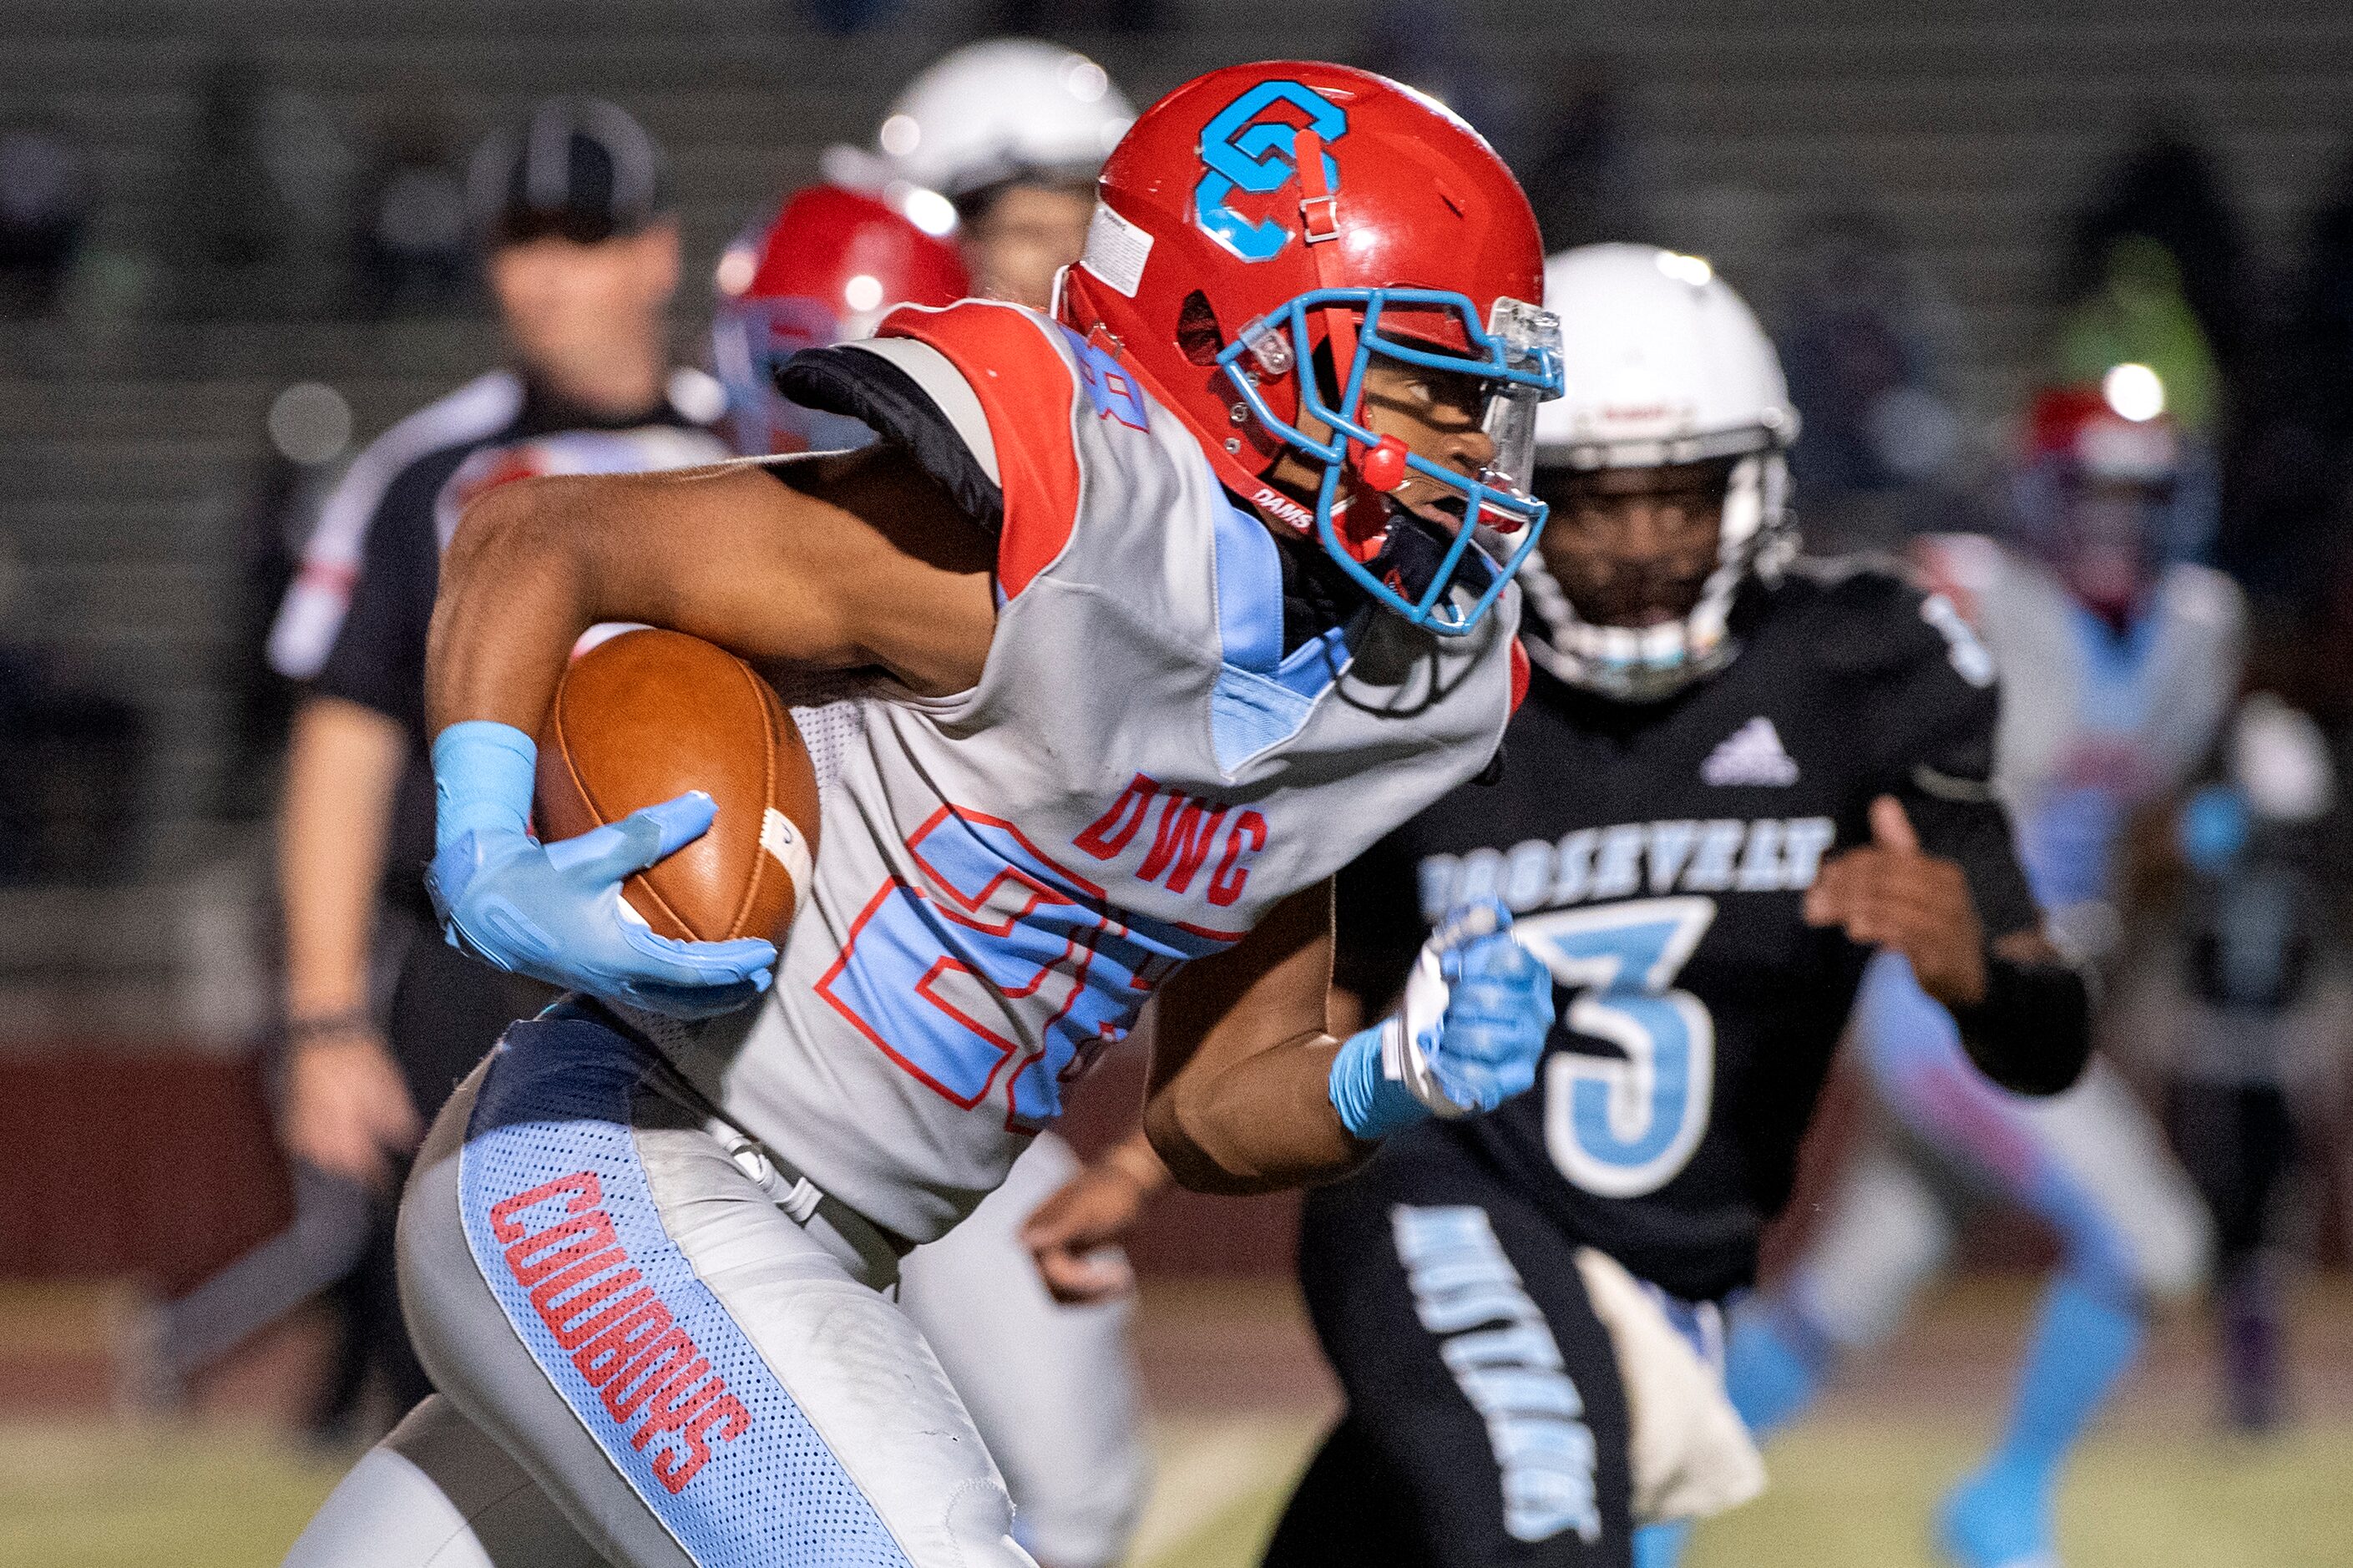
2016, 370, 2189, 622
1057, 62, 1561, 635
712, 183, 969, 454
2024, 375, 2181, 487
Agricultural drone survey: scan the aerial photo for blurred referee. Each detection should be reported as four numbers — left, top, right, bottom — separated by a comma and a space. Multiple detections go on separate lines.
250, 98, 729, 1430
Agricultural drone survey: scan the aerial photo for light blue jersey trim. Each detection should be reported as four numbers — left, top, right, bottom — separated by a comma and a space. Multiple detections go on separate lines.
1207, 498, 1354, 775
2065, 599, 2161, 735
1212, 498, 1286, 675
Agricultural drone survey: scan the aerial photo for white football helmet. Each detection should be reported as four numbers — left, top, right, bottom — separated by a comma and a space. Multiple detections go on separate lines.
1521, 243, 1799, 701
826, 39, 1136, 214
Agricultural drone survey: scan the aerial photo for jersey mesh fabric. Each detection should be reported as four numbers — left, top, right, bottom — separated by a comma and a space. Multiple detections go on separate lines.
459, 1011, 912, 1566
788, 700, 867, 796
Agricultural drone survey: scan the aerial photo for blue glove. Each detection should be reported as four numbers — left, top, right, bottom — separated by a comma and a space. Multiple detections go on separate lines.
1329, 899, 1555, 1140
425, 721, 778, 1019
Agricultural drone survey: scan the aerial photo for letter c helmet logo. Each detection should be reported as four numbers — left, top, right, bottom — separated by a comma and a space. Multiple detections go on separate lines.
1194, 81, 1349, 263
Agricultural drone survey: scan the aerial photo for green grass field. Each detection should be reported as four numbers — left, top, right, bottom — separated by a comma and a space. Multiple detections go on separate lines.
1126, 1417, 2353, 1568
7, 1413, 2347, 1568
5, 1277, 2345, 1566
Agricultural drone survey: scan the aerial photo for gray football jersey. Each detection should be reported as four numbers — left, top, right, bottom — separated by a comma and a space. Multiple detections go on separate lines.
673, 301, 1520, 1242
1920, 534, 2243, 938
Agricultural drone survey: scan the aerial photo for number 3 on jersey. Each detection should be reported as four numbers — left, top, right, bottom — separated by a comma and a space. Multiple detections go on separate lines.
1514, 898, 1718, 1198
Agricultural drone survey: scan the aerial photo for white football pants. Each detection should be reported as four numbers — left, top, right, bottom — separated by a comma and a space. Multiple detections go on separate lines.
286, 1005, 1035, 1567
899, 1132, 1148, 1568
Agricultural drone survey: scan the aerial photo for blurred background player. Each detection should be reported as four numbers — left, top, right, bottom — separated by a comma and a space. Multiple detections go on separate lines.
1713, 370, 2237, 1568
175, 97, 729, 1434
826, 37, 1135, 310
708, 183, 970, 457
707, 180, 1150, 1568
2161, 694, 2345, 1434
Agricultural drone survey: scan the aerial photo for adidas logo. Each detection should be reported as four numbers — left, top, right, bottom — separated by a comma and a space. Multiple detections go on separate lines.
1702, 717, 1799, 787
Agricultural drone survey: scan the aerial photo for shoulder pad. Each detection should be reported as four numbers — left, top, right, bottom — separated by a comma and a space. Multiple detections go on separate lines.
1909, 533, 2006, 614
1779, 554, 1940, 674
777, 336, 1005, 534
878, 301, 1089, 599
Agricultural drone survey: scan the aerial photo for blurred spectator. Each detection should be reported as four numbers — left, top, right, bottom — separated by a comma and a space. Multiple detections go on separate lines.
0, 631, 148, 887
0, 126, 91, 316
0, 513, 146, 884
168, 52, 295, 314
1775, 204, 1969, 549
2217, 144, 2353, 646
1520, 66, 1656, 254
348, 98, 469, 316
2296, 145, 2353, 446
165, 48, 356, 318
2061, 122, 2249, 375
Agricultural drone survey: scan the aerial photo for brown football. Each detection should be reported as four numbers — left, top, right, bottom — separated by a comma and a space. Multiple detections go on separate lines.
534, 629, 820, 944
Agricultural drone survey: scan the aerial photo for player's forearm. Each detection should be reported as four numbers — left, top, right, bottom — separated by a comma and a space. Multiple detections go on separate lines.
425, 477, 606, 739
279, 696, 405, 1020
1952, 929, 2092, 1097
1144, 1031, 1365, 1194
427, 460, 990, 739
1144, 881, 1368, 1193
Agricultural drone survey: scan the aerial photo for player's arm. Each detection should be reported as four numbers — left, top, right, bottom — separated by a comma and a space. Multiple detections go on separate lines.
1021, 1129, 1167, 1304
418, 447, 997, 1016
1807, 792, 2086, 1096
277, 694, 420, 1190
1141, 881, 1357, 1195
1142, 879, 1553, 1195
427, 446, 995, 736
1806, 589, 2089, 1095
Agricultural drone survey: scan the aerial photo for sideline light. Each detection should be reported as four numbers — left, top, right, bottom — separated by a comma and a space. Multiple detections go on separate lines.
1656, 250, 1714, 286
898, 184, 958, 238
2103, 362, 2164, 422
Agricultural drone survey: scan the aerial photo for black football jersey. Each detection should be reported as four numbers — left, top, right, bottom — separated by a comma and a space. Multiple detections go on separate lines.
1333, 559, 2042, 1302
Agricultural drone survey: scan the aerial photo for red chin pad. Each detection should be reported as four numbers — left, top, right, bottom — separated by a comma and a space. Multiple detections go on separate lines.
1357, 434, 1409, 493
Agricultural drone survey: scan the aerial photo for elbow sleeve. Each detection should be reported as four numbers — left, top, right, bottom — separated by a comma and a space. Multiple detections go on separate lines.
1950, 951, 2092, 1097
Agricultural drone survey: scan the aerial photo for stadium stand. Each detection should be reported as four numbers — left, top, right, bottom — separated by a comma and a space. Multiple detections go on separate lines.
0, 0, 2350, 1040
